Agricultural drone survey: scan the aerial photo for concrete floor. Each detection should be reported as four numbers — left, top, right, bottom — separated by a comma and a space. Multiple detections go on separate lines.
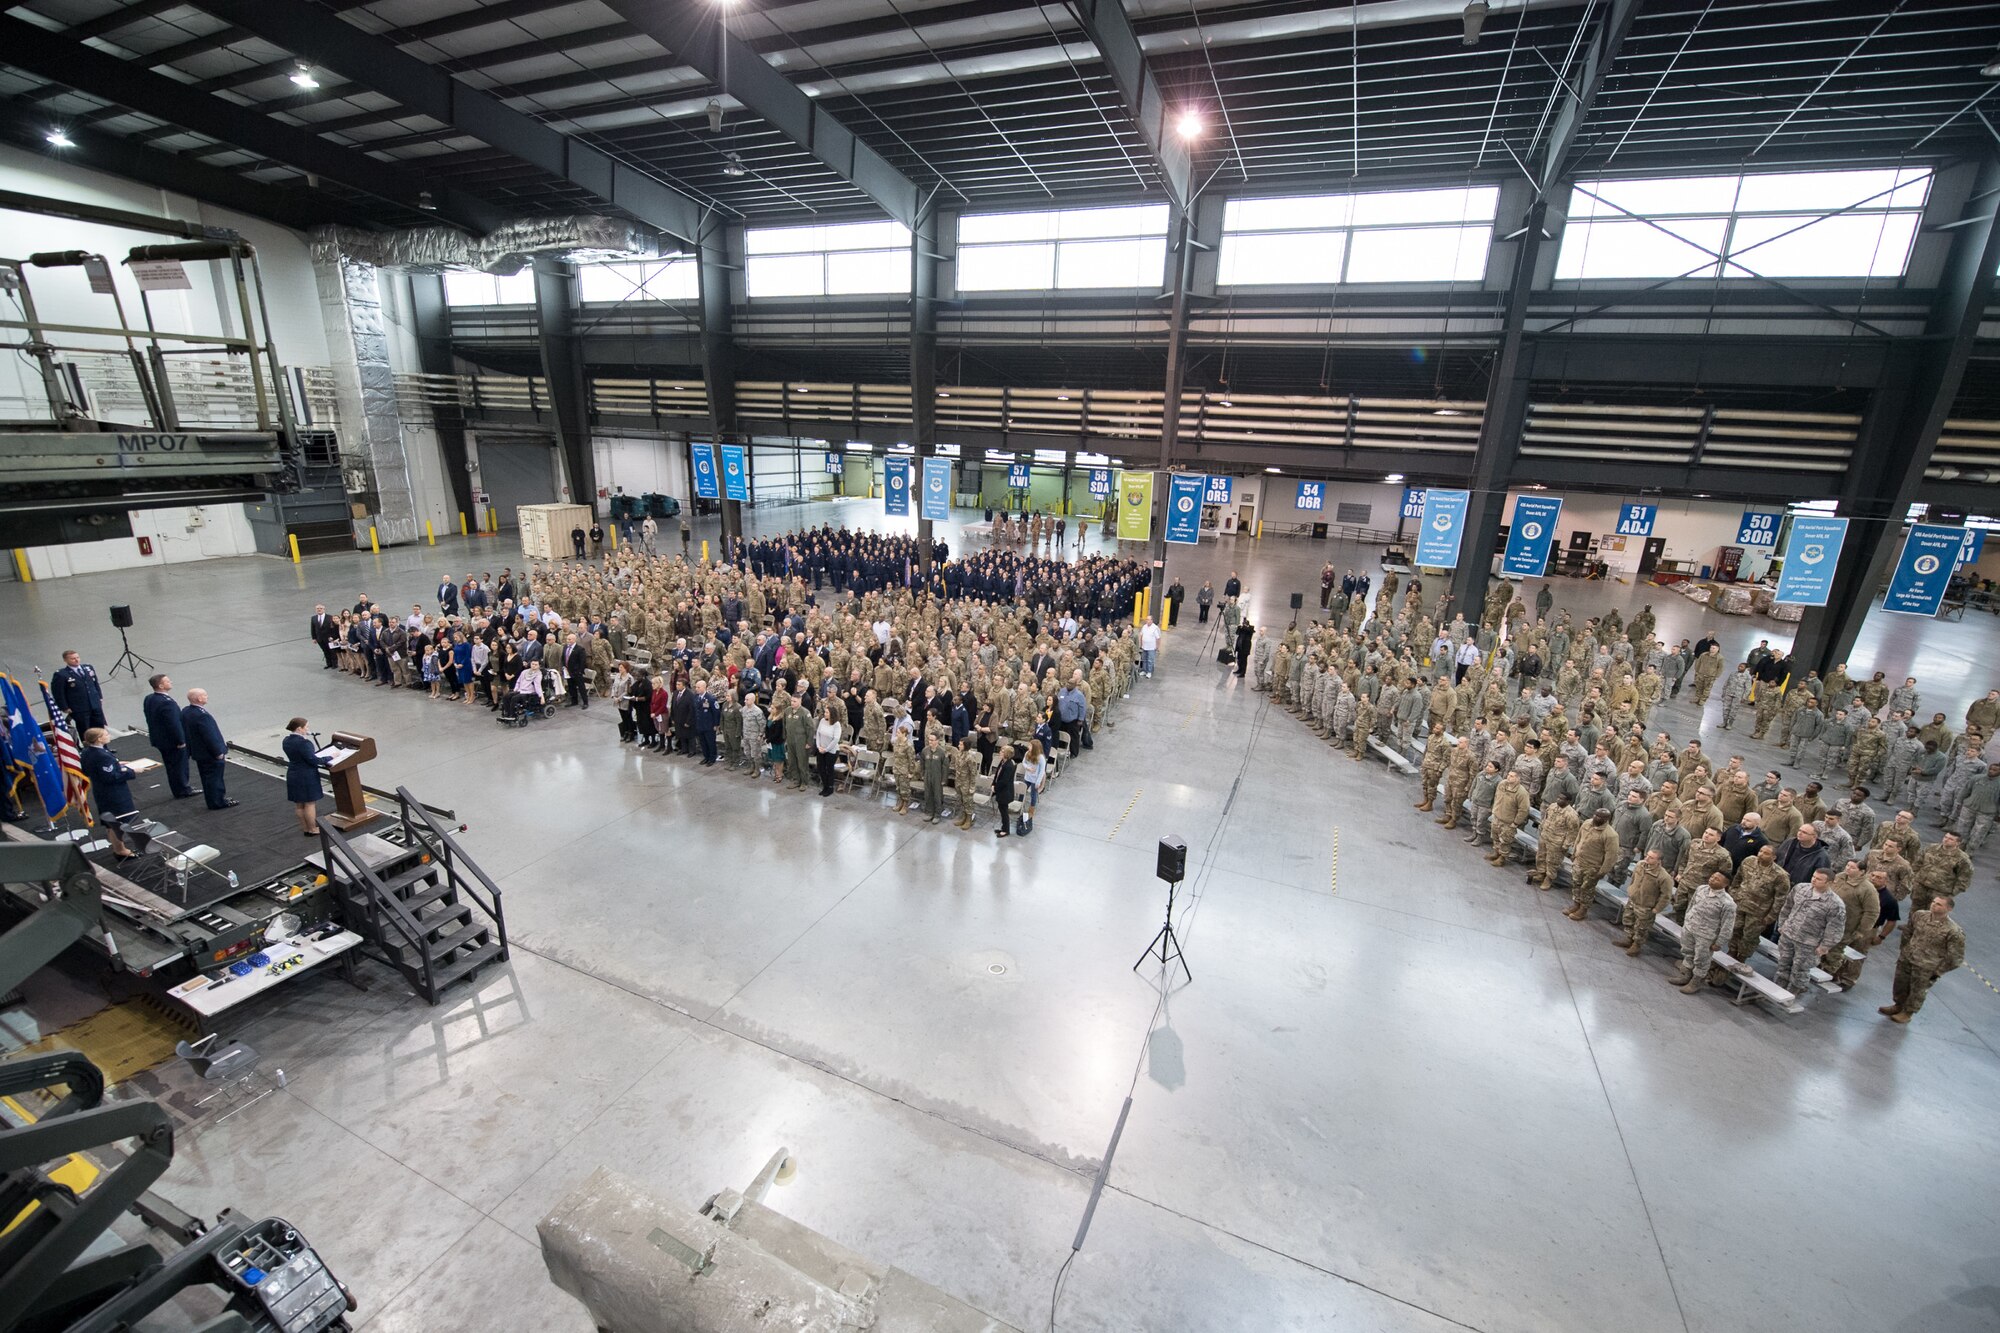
3, 500, 1997, 1333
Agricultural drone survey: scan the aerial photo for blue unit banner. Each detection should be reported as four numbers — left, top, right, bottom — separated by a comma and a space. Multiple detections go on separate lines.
1736, 509, 1781, 546
1008, 463, 1031, 489
719, 444, 749, 501
884, 456, 910, 516
1958, 528, 1986, 567
1884, 523, 1964, 617
1773, 515, 1848, 606
1204, 474, 1233, 506
921, 457, 951, 522
1087, 468, 1114, 498
1502, 495, 1563, 578
1166, 473, 1204, 545
1614, 503, 1657, 537
824, 453, 843, 475
1296, 481, 1324, 512
1415, 488, 1471, 568
1402, 486, 1427, 520
691, 442, 720, 499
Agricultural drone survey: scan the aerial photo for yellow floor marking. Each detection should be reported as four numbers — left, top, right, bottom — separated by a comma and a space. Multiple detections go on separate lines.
1108, 789, 1143, 840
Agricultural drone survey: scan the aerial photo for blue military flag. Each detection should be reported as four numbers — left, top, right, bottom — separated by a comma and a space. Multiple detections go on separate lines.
1, 672, 65, 820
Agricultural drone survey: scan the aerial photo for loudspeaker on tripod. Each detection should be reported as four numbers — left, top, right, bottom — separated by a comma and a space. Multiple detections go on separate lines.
1289, 592, 1304, 610
1157, 836, 1187, 883
109, 605, 133, 629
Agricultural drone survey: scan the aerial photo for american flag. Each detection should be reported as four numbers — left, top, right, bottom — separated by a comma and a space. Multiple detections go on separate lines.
38, 682, 92, 826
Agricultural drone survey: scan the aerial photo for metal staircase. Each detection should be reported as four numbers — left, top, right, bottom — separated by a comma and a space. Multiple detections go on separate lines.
317, 789, 509, 1005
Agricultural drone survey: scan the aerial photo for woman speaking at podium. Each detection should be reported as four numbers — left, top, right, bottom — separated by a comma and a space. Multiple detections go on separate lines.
283, 717, 325, 838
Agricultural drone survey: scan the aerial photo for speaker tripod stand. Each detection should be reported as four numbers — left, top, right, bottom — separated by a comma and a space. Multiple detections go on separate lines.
109, 626, 153, 680
1134, 876, 1190, 984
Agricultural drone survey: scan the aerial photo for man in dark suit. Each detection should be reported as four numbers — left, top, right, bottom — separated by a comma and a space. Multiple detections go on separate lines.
437, 576, 459, 616
309, 604, 338, 668
561, 634, 590, 709
181, 688, 237, 809
143, 672, 193, 798
51, 651, 107, 732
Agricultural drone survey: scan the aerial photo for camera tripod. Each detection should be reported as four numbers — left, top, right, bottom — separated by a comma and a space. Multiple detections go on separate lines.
109, 626, 153, 680
1134, 876, 1190, 984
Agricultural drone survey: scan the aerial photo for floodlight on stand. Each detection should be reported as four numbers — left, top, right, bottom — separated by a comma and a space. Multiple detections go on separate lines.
1462, 1, 1489, 45
289, 62, 320, 90
45, 128, 73, 148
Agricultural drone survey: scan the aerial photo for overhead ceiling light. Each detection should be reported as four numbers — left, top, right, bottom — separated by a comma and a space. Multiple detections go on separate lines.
794, 385, 810, 393
706, 99, 724, 134
1433, 407, 1464, 416
1384, 472, 1405, 483
45, 128, 74, 148
1176, 110, 1204, 140
722, 150, 747, 177
1983, 48, 2000, 77
938, 390, 951, 397
289, 62, 319, 90
416, 190, 437, 211
1462, 1, 1489, 46
1057, 393, 1070, 401
1218, 398, 1234, 408
1265, 466, 1282, 474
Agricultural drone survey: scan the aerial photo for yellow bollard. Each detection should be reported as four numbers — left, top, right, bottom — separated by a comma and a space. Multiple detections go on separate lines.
459, 510, 468, 536
609, 525, 617, 550
369, 525, 380, 554
702, 539, 710, 564
425, 519, 435, 547
12, 548, 32, 582
1255, 519, 1263, 539
288, 533, 301, 564
490, 508, 500, 533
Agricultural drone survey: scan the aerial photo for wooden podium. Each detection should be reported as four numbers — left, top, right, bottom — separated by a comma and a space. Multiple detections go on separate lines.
320, 731, 382, 830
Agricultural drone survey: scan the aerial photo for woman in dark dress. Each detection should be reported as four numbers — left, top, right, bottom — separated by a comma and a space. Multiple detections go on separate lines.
452, 634, 475, 705
79, 727, 138, 859
992, 744, 1018, 839
281, 717, 324, 837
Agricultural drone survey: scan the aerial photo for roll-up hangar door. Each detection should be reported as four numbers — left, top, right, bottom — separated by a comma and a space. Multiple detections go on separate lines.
478, 436, 558, 527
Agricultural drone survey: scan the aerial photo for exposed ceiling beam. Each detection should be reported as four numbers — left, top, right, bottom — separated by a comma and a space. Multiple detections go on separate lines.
1533, 0, 1642, 195
184, 0, 709, 245
0, 100, 375, 230
593, 0, 923, 227
0, 14, 503, 233
1067, 0, 1191, 212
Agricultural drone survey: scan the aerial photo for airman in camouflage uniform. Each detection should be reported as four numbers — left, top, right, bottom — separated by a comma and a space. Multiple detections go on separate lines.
1565, 810, 1620, 918
952, 739, 982, 829
1466, 762, 1502, 847
1615, 851, 1673, 955
1848, 716, 1888, 786
1726, 845, 1789, 963
1530, 795, 1580, 889
1416, 724, 1450, 812
889, 727, 919, 814
1881, 896, 1966, 1023
1349, 693, 1376, 760
1770, 871, 1846, 999
1719, 664, 1752, 729
1437, 737, 1476, 829
1672, 826, 1734, 919
1910, 832, 1972, 910
1670, 873, 1739, 993
1488, 771, 1531, 865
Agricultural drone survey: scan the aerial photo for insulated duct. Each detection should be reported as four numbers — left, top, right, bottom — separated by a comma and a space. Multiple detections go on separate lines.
308, 216, 667, 274
314, 252, 418, 545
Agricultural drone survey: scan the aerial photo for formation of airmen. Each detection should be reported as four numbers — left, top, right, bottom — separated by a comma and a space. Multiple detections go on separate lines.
1248, 571, 1974, 1023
